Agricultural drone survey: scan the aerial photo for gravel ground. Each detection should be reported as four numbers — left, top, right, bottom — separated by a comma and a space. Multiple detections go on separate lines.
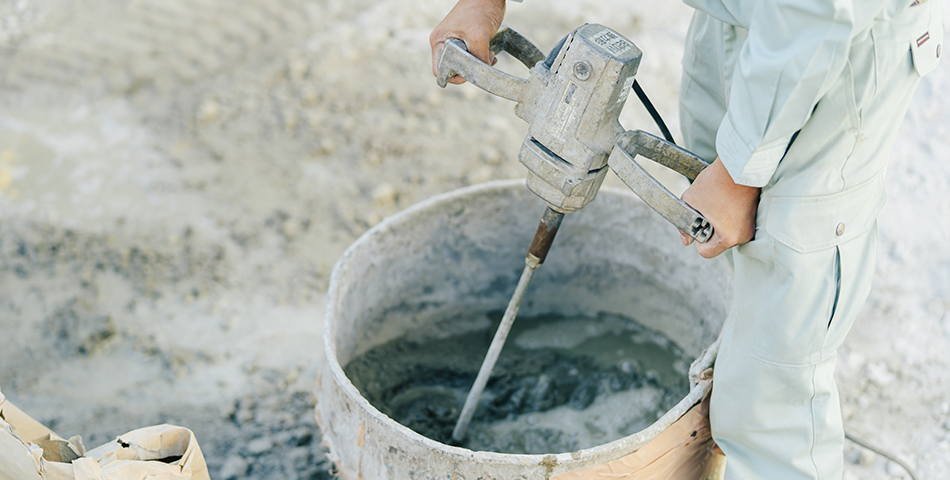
1, 1, 948, 479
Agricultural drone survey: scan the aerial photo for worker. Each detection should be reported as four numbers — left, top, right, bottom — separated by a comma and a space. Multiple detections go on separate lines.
429, 0, 943, 478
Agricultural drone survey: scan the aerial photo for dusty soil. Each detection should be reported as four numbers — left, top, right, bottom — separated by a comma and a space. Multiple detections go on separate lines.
0, 1, 947, 479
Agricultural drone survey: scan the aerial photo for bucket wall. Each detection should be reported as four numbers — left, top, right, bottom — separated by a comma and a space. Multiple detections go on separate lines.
317, 180, 732, 479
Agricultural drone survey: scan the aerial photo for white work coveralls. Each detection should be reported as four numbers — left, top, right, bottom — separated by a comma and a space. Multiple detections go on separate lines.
678, 0, 943, 478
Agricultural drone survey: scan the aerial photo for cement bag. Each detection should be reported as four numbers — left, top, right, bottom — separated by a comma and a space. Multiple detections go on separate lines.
0, 389, 210, 480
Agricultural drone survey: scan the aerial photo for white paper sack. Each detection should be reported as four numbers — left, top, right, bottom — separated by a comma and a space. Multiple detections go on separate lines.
1, 390, 211, 480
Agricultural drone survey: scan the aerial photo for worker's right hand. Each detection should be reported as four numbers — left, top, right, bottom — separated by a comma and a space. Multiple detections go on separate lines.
679, 157, 760, 258
430, 0, 507, 85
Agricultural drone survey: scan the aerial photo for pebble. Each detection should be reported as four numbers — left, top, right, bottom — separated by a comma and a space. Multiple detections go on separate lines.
393, 90, 412, 109
288, 57, 309, 83
375, 87, 392, 101
865, 362, 895, 386
317, 138, 336, 155
235, 407, 254, 425
219, 455, 248, 480
282, 220, 298, 238
197, 99, 220, 123
479, 146, 502, 165
371, 184, 398, 207
426, 90, 443, 107
466, 166, 493, 184
287, 446, 312, 471
246, 435, 274, 455
283, 110, 298, 131
300, 86, 320, 105
673, 359, 688, 376
365, 212, 382, 227
620, 361, 633, 374
366, 151, 383, 166
840, 403, 855, 421
401, 117, 420, 134
942, 311, 950, 338
285, 367, 299, 385
844, 447, 860, 464
274, 431, 294, 445
856, 448, 875, 466
292, 427, 313, 446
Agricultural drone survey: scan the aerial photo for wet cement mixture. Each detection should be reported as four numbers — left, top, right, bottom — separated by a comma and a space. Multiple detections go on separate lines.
345, 312, 689, 454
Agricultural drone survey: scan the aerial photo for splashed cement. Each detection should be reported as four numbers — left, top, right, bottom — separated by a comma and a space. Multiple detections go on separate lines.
345, 311, 690, 454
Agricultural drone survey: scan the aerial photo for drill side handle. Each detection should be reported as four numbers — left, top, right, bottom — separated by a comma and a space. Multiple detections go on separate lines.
436, 25, 541, 102
607, 130, 714, 243
489, 25, 545, 70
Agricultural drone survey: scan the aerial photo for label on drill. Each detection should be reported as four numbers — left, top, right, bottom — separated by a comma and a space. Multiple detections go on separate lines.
592, 29, 632, 57
549, 82, 579, 139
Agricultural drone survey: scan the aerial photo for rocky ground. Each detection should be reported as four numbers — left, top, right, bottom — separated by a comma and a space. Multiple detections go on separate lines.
0, 1, 947, 479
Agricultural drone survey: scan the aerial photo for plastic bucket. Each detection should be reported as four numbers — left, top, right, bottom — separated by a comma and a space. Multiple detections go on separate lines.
317, 180, 731, 479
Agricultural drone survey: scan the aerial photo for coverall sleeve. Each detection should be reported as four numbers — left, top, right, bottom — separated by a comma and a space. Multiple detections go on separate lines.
716, 0, 862, 187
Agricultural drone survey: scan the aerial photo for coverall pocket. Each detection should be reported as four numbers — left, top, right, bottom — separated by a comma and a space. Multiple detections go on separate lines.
748, 178, 884, 366
763, 175, 885, 253
748, 240, 839, 367
821, 227, 879, 358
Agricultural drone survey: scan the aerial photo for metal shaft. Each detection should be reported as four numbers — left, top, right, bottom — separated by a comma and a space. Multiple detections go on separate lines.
451, 263, 536, 442
452, 207, 564, 442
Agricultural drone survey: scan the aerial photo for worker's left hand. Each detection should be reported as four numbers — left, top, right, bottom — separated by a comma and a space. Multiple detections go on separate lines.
679, 157, 760, 258
429, 0, 507, 85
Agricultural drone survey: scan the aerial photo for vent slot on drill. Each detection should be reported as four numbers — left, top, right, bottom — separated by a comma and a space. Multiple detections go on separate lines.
530, 138, 572, 169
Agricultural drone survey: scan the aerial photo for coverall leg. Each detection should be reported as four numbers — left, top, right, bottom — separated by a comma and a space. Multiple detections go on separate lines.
678, 2, 942, 478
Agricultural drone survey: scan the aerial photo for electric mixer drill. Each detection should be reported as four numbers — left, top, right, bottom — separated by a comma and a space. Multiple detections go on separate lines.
436, 24, 713, 442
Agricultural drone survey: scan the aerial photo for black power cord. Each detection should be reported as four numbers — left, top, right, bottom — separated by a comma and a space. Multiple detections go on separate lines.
631, 79, 677, 145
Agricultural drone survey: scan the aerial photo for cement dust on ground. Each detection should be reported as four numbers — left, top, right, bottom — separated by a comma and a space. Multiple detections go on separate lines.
0, 1, 948, 479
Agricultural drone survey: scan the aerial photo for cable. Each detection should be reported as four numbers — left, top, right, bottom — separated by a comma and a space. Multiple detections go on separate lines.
632, 79, 676, 145
845, 430, 919, 480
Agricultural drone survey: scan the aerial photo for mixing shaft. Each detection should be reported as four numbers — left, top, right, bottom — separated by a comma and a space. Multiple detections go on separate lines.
451, 207, 564, 442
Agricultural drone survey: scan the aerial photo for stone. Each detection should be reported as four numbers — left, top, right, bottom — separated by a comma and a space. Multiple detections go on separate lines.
219, 455, 248, 480
287, 446, 312, 471
865, 362, 895, 386
246, 435, 274, 455
372, 184, 398, 207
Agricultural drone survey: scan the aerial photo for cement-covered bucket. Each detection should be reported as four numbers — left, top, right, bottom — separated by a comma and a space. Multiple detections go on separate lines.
317, 180, 732, 479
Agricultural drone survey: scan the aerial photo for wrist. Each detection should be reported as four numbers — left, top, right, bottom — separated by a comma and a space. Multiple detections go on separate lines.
711, 158, 759, 201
